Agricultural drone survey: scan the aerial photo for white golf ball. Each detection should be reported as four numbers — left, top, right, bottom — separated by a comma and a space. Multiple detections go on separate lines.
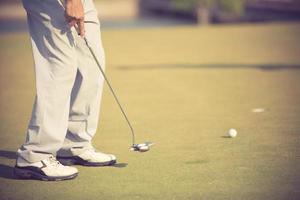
228, 129, 237, 138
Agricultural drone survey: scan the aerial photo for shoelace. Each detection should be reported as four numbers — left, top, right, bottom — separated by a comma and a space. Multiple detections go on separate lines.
47, 156, 61, 167
85, 149, 97, 158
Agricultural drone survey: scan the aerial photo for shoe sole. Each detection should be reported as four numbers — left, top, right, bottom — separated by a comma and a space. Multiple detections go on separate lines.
57, 156, 117, 167
14, 167, 78, 181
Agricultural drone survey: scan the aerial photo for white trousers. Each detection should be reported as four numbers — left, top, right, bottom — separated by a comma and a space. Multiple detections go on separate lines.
18, 0, 105, 163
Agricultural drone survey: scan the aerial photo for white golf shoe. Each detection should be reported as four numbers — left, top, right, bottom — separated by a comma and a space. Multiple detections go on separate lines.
57, 149, 117, 166
14, 155, 78, 181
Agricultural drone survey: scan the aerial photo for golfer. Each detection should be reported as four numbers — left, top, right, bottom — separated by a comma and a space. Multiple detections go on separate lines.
14, 0, 116, 181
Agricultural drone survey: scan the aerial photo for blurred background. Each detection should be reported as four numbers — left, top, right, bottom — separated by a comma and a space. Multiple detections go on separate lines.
0, 1, 300, 200
1, 0, 300, 31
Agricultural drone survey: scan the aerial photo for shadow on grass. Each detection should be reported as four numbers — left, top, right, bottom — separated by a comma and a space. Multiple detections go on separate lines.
0, 150, 18, 180
115, 63, 300, 71
0, 164, 18, 180
113, 163, 128, 168
0, 150, 17, 159
222, 136, 232, 139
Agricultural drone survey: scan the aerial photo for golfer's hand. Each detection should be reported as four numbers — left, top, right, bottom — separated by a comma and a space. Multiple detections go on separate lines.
65, 0, 85, 37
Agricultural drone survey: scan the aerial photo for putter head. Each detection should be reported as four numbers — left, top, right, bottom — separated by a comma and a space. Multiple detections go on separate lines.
130, 142, 154, 152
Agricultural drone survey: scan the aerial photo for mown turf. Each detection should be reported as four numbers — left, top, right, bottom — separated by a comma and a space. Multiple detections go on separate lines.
0, 22, 300, 200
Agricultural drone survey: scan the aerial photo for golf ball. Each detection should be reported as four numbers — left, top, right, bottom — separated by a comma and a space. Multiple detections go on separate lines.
228, 129, 237, 138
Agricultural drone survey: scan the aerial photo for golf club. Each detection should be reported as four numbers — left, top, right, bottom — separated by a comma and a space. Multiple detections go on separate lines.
58, 0, 153, 152
82, 36, 153, 152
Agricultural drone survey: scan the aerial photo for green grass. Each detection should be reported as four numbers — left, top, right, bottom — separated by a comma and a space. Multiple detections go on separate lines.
1, 22, 300, 200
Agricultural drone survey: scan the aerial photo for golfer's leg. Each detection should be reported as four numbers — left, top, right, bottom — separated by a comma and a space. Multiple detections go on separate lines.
17, 0, 78, 163
58, 0, 105, 157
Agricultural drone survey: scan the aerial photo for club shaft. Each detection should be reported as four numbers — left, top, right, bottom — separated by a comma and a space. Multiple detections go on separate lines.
84, 38, 136, 145
57, 1, 136, 145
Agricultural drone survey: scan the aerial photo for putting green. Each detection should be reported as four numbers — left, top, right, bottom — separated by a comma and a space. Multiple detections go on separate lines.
0, 22, 300, 200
